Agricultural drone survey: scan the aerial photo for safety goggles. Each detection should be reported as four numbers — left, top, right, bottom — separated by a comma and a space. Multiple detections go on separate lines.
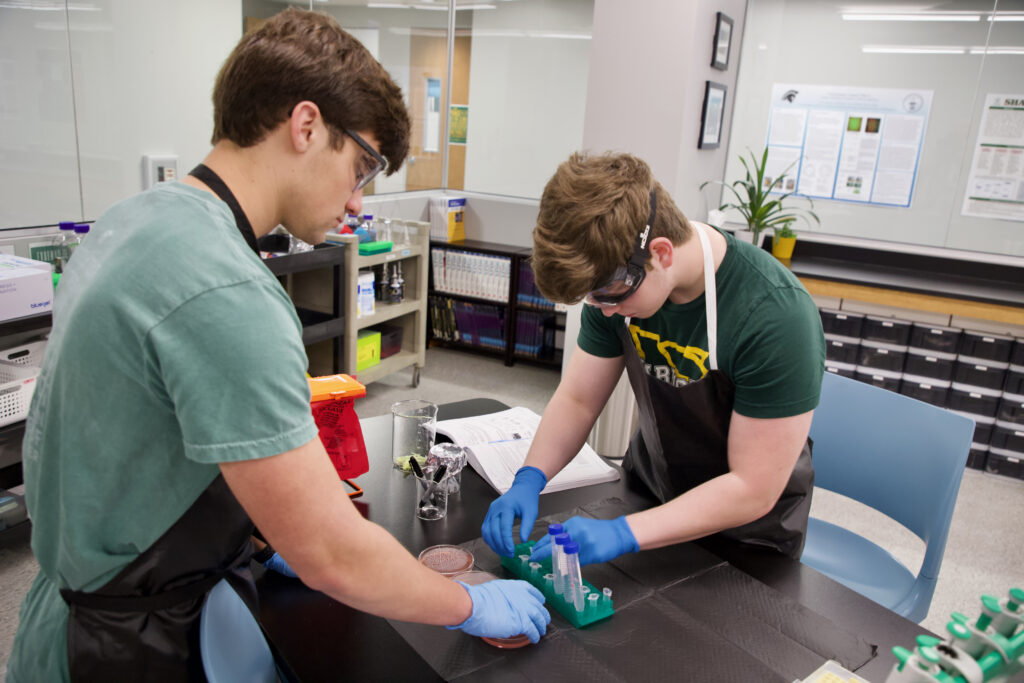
345, 128, 389, 191
584, 190, 657, 306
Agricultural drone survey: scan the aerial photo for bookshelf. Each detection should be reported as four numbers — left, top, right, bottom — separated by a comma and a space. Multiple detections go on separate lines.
428, 240, 565, 368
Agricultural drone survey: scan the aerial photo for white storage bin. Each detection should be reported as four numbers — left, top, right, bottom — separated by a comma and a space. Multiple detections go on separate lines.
0, 360, 40, 427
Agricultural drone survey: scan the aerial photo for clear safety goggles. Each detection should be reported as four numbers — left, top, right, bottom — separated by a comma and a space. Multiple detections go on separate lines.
345, 128, 389, 191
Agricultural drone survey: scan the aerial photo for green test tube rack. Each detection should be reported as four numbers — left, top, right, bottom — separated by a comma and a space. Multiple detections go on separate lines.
500, 541, 614, 628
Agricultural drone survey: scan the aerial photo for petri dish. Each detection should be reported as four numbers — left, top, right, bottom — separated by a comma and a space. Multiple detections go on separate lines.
418, 545, 474, 577
451, 570, 532, 649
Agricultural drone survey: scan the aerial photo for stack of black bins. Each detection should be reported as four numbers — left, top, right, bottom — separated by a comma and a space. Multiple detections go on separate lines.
817, 307, 1024, 479
820, 308, 863, 378
948, 331, 1015, 472
987, 338, 1024, 479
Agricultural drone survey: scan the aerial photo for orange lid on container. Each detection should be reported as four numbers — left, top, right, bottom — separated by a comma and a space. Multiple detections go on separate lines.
308, 374, 366, 402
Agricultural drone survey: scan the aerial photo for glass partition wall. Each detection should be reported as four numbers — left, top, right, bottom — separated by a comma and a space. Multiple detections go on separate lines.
724, 0, 1024, 257
0, 0, 594, 230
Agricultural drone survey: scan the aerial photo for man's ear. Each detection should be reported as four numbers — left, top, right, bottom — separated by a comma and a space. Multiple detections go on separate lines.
649, 236, 674, 268
289, 100, 322, 153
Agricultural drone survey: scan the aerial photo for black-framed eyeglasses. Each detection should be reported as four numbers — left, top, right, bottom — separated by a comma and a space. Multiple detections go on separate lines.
344, 128, 389, 191
584, 190, 657, 307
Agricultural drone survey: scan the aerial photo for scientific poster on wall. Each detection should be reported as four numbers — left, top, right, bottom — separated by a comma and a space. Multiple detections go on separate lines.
961, 94, 1024, 223
766, 84, 933, 207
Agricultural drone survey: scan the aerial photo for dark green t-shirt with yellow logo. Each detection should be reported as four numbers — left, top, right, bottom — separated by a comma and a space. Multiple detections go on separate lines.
579, 228, 825, 419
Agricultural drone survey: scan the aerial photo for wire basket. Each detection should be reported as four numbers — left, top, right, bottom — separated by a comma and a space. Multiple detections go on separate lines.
0, 360, 40, 428
1, 339, 47, 367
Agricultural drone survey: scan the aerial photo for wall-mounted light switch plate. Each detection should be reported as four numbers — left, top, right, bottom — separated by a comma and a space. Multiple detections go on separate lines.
142, 154, 178, 190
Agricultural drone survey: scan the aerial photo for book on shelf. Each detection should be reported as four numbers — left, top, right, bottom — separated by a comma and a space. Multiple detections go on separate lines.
434, 406, 620, 494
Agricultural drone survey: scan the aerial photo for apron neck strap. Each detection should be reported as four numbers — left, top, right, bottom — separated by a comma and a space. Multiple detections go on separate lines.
188, 164, 260, 255
695, 224, 719, 371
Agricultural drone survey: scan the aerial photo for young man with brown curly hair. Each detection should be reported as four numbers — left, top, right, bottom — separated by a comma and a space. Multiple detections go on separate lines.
483, 152, 825, 569
10, 10, 547, 681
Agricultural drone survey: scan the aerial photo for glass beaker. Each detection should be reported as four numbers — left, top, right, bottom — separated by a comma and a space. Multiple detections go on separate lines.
426, 443, 467, 494
391, 399, 438, 470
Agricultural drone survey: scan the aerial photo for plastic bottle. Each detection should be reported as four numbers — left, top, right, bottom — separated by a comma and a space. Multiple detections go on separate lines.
389, 262, 405, 304
361, 214, 376, 242
69, 223, 90, 255
50, 221, 76, 268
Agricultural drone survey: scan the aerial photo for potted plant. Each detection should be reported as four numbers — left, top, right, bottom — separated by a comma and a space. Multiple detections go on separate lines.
771, 219, 797, 260
700, 147, 819, 250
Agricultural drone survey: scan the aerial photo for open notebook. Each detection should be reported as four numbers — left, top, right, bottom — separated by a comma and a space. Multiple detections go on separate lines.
435, 406, 620, 494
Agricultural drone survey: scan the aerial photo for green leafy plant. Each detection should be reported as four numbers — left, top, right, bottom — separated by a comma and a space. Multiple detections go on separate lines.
701, 147, 819, 246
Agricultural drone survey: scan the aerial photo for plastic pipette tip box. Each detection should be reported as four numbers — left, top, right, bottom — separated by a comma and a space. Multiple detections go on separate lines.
358, 240, 393, 255
500, 541, 614, 628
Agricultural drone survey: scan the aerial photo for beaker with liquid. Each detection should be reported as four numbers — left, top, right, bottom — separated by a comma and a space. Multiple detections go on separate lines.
391, 399, 438, 470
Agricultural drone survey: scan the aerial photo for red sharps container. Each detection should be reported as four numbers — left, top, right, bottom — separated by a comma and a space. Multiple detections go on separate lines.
308, 374, 368, 494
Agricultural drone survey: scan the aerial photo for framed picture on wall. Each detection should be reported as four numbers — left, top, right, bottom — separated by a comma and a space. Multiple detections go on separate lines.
711, 12, 733, 70
698, 81, 727, 149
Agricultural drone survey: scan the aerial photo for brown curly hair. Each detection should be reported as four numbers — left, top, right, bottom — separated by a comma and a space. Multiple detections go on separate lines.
531, 152, 693, 304
211, 8, 410, 174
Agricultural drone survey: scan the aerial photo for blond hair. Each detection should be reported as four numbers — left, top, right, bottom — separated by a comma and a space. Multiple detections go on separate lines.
531, 152, 693, 303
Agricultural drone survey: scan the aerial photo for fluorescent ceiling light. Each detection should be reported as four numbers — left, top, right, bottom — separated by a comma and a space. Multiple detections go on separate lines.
455, 3, 497, 9
988, 14, 1024, 21
368, 3, 411, 7
862, 45, 966, 54
969, 46, 1024, 55
412, 4, 447, 9
843, 13, 980, 21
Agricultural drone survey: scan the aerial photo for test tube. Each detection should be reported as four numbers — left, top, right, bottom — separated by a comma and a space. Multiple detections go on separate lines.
529, 561, 542, 580
563, 541, 584, 612
552, 533, 571, 596
587, 592, 600, 614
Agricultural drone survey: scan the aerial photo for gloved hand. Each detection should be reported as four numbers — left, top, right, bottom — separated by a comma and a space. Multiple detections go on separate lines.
261, 551, 298, 578
529, 515, 638, 567
448, 579, 550, 644
481, 466, 547, 557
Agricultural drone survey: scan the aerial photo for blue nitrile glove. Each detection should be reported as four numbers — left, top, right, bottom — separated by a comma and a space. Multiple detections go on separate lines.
481, 466, 547, 557
447, 579, 551, 644
529, 515, 638, 567
262, 552, 298, 579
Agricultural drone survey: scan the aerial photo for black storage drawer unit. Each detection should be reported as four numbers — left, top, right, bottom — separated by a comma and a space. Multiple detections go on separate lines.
986, 449, 1024, 480
1012, 339, 1024, 366
898, 378, 949, 408
948, 385, 1001, 417
904, 349, 955, 381
855, 367, 901, 392
819, 308, 864, 338
825, 335, 860, 364
967, 445, 988, 470
1005, 365, 1024, 395
909, 323, 962, 355
963, 414, 996, 444
959, 330, 1015, 363
861, 315, 912, 345
858, 341, 907, 373
990, 422, 1024, 452
997, 394, 1024, 426
953, 359, 1009, 391
825, 361, 856, 379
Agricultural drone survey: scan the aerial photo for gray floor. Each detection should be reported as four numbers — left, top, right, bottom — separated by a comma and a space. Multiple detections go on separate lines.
2, 346, 1022, 678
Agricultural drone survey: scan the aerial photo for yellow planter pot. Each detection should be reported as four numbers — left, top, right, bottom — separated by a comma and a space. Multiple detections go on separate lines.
772, 236, 796, 259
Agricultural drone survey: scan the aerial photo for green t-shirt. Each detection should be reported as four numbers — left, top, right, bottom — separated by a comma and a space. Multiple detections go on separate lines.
579, 228, 825, 418
8, 182, 318, 683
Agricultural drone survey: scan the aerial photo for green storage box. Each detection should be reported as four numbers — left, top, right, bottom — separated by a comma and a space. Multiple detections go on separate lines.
356, 330, 381, 371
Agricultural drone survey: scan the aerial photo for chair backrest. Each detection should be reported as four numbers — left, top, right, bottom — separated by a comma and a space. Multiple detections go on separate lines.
200, 578, 279, 683
808, 372, 974, 578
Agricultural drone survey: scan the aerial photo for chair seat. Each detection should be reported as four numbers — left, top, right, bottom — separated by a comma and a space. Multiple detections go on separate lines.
801, 517, 918, 616
201, 579, 280, 683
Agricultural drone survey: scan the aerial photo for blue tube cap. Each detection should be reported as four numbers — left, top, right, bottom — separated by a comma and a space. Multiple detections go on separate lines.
554, 533, 571, 546
548, 523, 564, 536
564, 542, 579, 554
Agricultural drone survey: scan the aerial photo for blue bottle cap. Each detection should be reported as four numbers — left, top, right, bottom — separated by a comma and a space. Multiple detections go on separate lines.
554, 533, 571, 546
547, 523, 563, 536
362, 214, 373, 220
74, 224, 90, 234
59, 221, 75, 230
563, 542, 579, 554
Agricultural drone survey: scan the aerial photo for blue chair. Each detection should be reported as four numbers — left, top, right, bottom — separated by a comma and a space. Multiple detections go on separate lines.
801, 371, 974, 623
200, 578, 280, 683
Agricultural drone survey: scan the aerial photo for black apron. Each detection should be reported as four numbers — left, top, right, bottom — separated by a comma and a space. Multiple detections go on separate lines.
620, 223, 813, 559
59, 165, 261, 681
